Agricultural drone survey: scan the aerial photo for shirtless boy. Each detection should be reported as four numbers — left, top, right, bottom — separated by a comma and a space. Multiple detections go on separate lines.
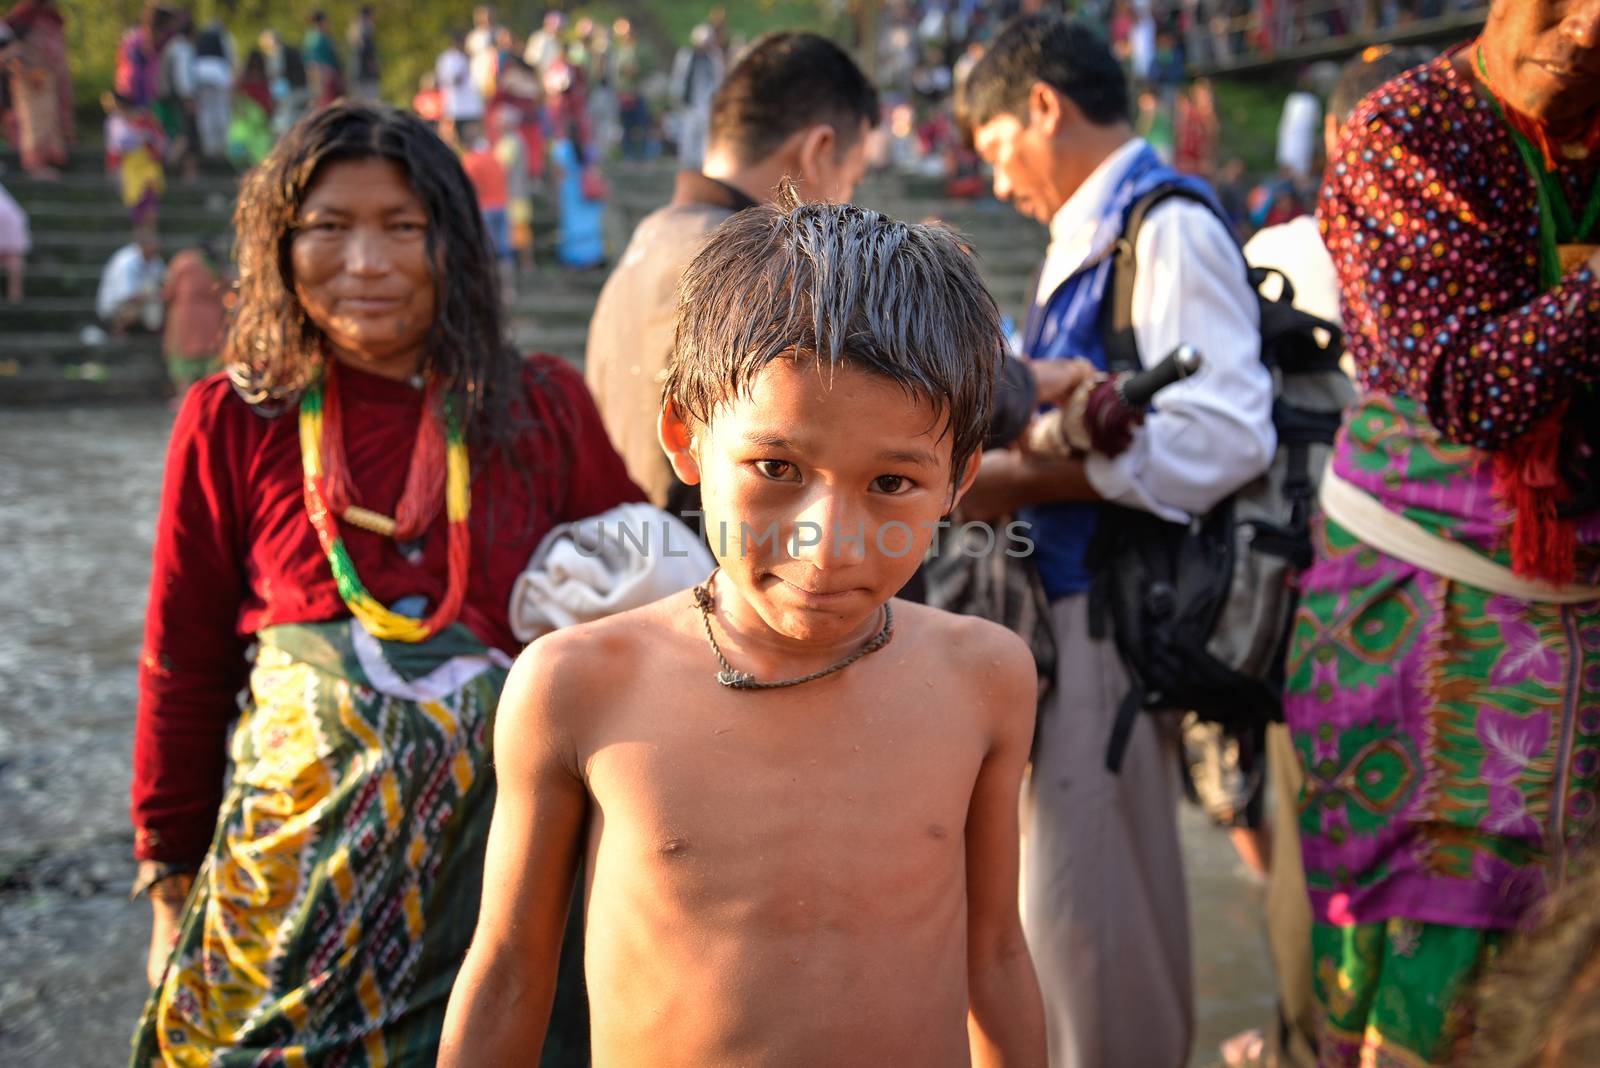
440, 196, 1046, 1067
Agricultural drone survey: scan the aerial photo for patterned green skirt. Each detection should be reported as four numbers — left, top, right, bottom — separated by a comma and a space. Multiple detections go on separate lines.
1312, 919, 1504, 1066
130, 621, 588, 1067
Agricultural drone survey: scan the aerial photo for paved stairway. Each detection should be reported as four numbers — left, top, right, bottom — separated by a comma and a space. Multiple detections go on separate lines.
0, 148, 1045, 405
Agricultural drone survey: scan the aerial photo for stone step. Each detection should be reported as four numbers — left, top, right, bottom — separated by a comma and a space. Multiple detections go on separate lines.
4, 330, 165, 357
5, 172, 243, 204
0, 333, 167, 405
513, 322, 587, 361
0, 362, 168, 405
22, 198, 236, 229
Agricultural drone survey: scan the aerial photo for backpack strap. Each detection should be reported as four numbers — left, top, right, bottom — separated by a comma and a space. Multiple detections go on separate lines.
1101, 184, 1223, 375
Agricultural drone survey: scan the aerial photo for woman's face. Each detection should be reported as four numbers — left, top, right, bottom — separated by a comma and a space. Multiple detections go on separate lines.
291, 157, 437, 381
1484, 0, 1600, 135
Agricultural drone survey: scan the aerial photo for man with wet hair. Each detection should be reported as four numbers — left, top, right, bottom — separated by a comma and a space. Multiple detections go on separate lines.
585, 31, 879, 516
442, 191, 1047, 1067
958, 14, 1275, 1068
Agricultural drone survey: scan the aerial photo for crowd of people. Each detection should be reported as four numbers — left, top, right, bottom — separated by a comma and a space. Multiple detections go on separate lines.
3, 1, 1596, 1065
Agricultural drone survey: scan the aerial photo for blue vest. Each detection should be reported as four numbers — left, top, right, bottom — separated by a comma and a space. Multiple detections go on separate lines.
1018, 143, 1223, 600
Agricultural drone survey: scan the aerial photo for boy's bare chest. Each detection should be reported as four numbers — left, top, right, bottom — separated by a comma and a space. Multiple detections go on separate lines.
581, 682, 984, 916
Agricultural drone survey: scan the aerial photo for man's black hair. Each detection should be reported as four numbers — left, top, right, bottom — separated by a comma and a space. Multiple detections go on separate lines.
709, 32, 881, 165
958, 14, 1129, 134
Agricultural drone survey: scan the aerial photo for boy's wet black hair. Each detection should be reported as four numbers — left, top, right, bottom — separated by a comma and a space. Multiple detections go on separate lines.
665, 184, 1005, 481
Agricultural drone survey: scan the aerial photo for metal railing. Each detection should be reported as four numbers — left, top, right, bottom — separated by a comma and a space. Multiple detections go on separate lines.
1184, 0, 1488, 76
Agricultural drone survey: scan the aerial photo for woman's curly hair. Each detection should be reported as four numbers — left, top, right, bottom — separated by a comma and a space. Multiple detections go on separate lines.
224, 102, 524, 453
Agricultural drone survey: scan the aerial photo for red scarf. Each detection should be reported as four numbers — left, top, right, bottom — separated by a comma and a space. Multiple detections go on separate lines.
318, 361, 448, 542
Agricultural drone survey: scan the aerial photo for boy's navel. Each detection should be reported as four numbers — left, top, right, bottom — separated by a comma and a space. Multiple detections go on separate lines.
659, 836, 691, 858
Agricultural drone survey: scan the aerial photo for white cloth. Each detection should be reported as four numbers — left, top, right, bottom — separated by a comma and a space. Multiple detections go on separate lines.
509, 503, 716, 642
96, 244, 166, 322
1035, 138, 1275, 524
1276, 91, 1322, 181
1243, 214, 1341, 327
435, 47, 483, 121
349, 621, 513, 702
193, 54, 232, 90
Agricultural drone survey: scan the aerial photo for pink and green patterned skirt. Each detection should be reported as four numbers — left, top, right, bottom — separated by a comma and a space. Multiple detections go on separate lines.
1285, 512, 1600, 1062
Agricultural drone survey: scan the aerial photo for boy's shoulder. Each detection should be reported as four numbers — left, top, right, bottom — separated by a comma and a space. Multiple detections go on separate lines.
507, 591, 699, 700
498, 593, 698, 760
892, 600, 1035, 686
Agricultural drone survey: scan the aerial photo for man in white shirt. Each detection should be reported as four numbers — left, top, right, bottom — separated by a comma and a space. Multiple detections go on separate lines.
436, 31, 483, 130
97, 228, 166, 335
959, 15, 1274, 1067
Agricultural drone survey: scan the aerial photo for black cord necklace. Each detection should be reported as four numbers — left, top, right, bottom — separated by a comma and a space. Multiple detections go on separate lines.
690, 568, 894, 690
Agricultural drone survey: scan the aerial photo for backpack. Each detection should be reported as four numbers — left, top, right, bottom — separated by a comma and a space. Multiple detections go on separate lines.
1088, 188, 1354, 773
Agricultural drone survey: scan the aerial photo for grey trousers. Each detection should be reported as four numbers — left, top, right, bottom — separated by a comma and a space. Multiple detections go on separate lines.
1022, 593, 1194, 1068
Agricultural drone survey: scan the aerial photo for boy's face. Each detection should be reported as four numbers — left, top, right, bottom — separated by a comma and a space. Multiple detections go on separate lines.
662, 359, 978, 645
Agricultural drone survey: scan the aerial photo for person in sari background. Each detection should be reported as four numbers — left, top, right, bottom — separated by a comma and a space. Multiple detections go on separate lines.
129, 102, 640, 1066
227, 48, 274, 168
552, 118, 604, 269
1285, 2, 1600, 1064
0, 177, 30, 302
0, 0, 69, 178
160, 238, 227, 399
103, 90, 166, 227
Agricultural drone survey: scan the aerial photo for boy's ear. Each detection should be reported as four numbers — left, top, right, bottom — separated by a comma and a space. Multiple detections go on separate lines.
945, 450, 983, 514
658, 402, 702, 485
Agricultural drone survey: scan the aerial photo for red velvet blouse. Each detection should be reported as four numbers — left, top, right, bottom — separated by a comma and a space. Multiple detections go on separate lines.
132, 356, 643, 863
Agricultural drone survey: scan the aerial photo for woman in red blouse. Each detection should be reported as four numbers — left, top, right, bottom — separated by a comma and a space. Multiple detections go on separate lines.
130, 102, 640, 1065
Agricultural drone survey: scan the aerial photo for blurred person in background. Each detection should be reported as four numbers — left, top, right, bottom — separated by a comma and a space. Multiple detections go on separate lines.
104, 90, 166, 227
192, 19, 235, 161
302, 10, 343, 110
96, 224, 165, 335
0, 176, 29, 302
346, 5, 380, 102
586, 31, 877, 513
227, 49, 274, 166
160, 237, 226, 400
670, 23, 723, 171
155, 13, 198, 184
2, 0, 70, 172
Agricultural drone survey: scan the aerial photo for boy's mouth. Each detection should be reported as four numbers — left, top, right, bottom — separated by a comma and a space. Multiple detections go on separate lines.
772, 574, 864, 604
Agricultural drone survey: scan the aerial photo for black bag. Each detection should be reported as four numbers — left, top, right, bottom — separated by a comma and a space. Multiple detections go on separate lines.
924, 354, 1054, 704
1090, 187, 1354, 772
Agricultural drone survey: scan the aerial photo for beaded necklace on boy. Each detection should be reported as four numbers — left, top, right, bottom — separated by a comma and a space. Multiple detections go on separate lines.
691, 568, 894, 690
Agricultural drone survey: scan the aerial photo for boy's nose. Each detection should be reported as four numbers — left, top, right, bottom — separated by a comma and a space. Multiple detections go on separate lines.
789, 495, 868, 569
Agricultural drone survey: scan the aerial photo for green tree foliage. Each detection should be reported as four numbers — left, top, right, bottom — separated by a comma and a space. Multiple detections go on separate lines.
55, 0, 841, 115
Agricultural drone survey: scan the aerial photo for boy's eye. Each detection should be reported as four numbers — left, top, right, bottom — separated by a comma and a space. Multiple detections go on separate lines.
755, 460, 800, 482
872, 475, 912, 495
391, 220, 426, 235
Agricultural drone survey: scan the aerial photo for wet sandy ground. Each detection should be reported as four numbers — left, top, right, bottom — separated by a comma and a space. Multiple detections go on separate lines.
0, 405, 1272, 1067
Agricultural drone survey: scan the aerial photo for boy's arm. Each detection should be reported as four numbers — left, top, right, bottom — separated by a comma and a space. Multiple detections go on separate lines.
438, 637, 591, 1068
964, 626, 1047, 1068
